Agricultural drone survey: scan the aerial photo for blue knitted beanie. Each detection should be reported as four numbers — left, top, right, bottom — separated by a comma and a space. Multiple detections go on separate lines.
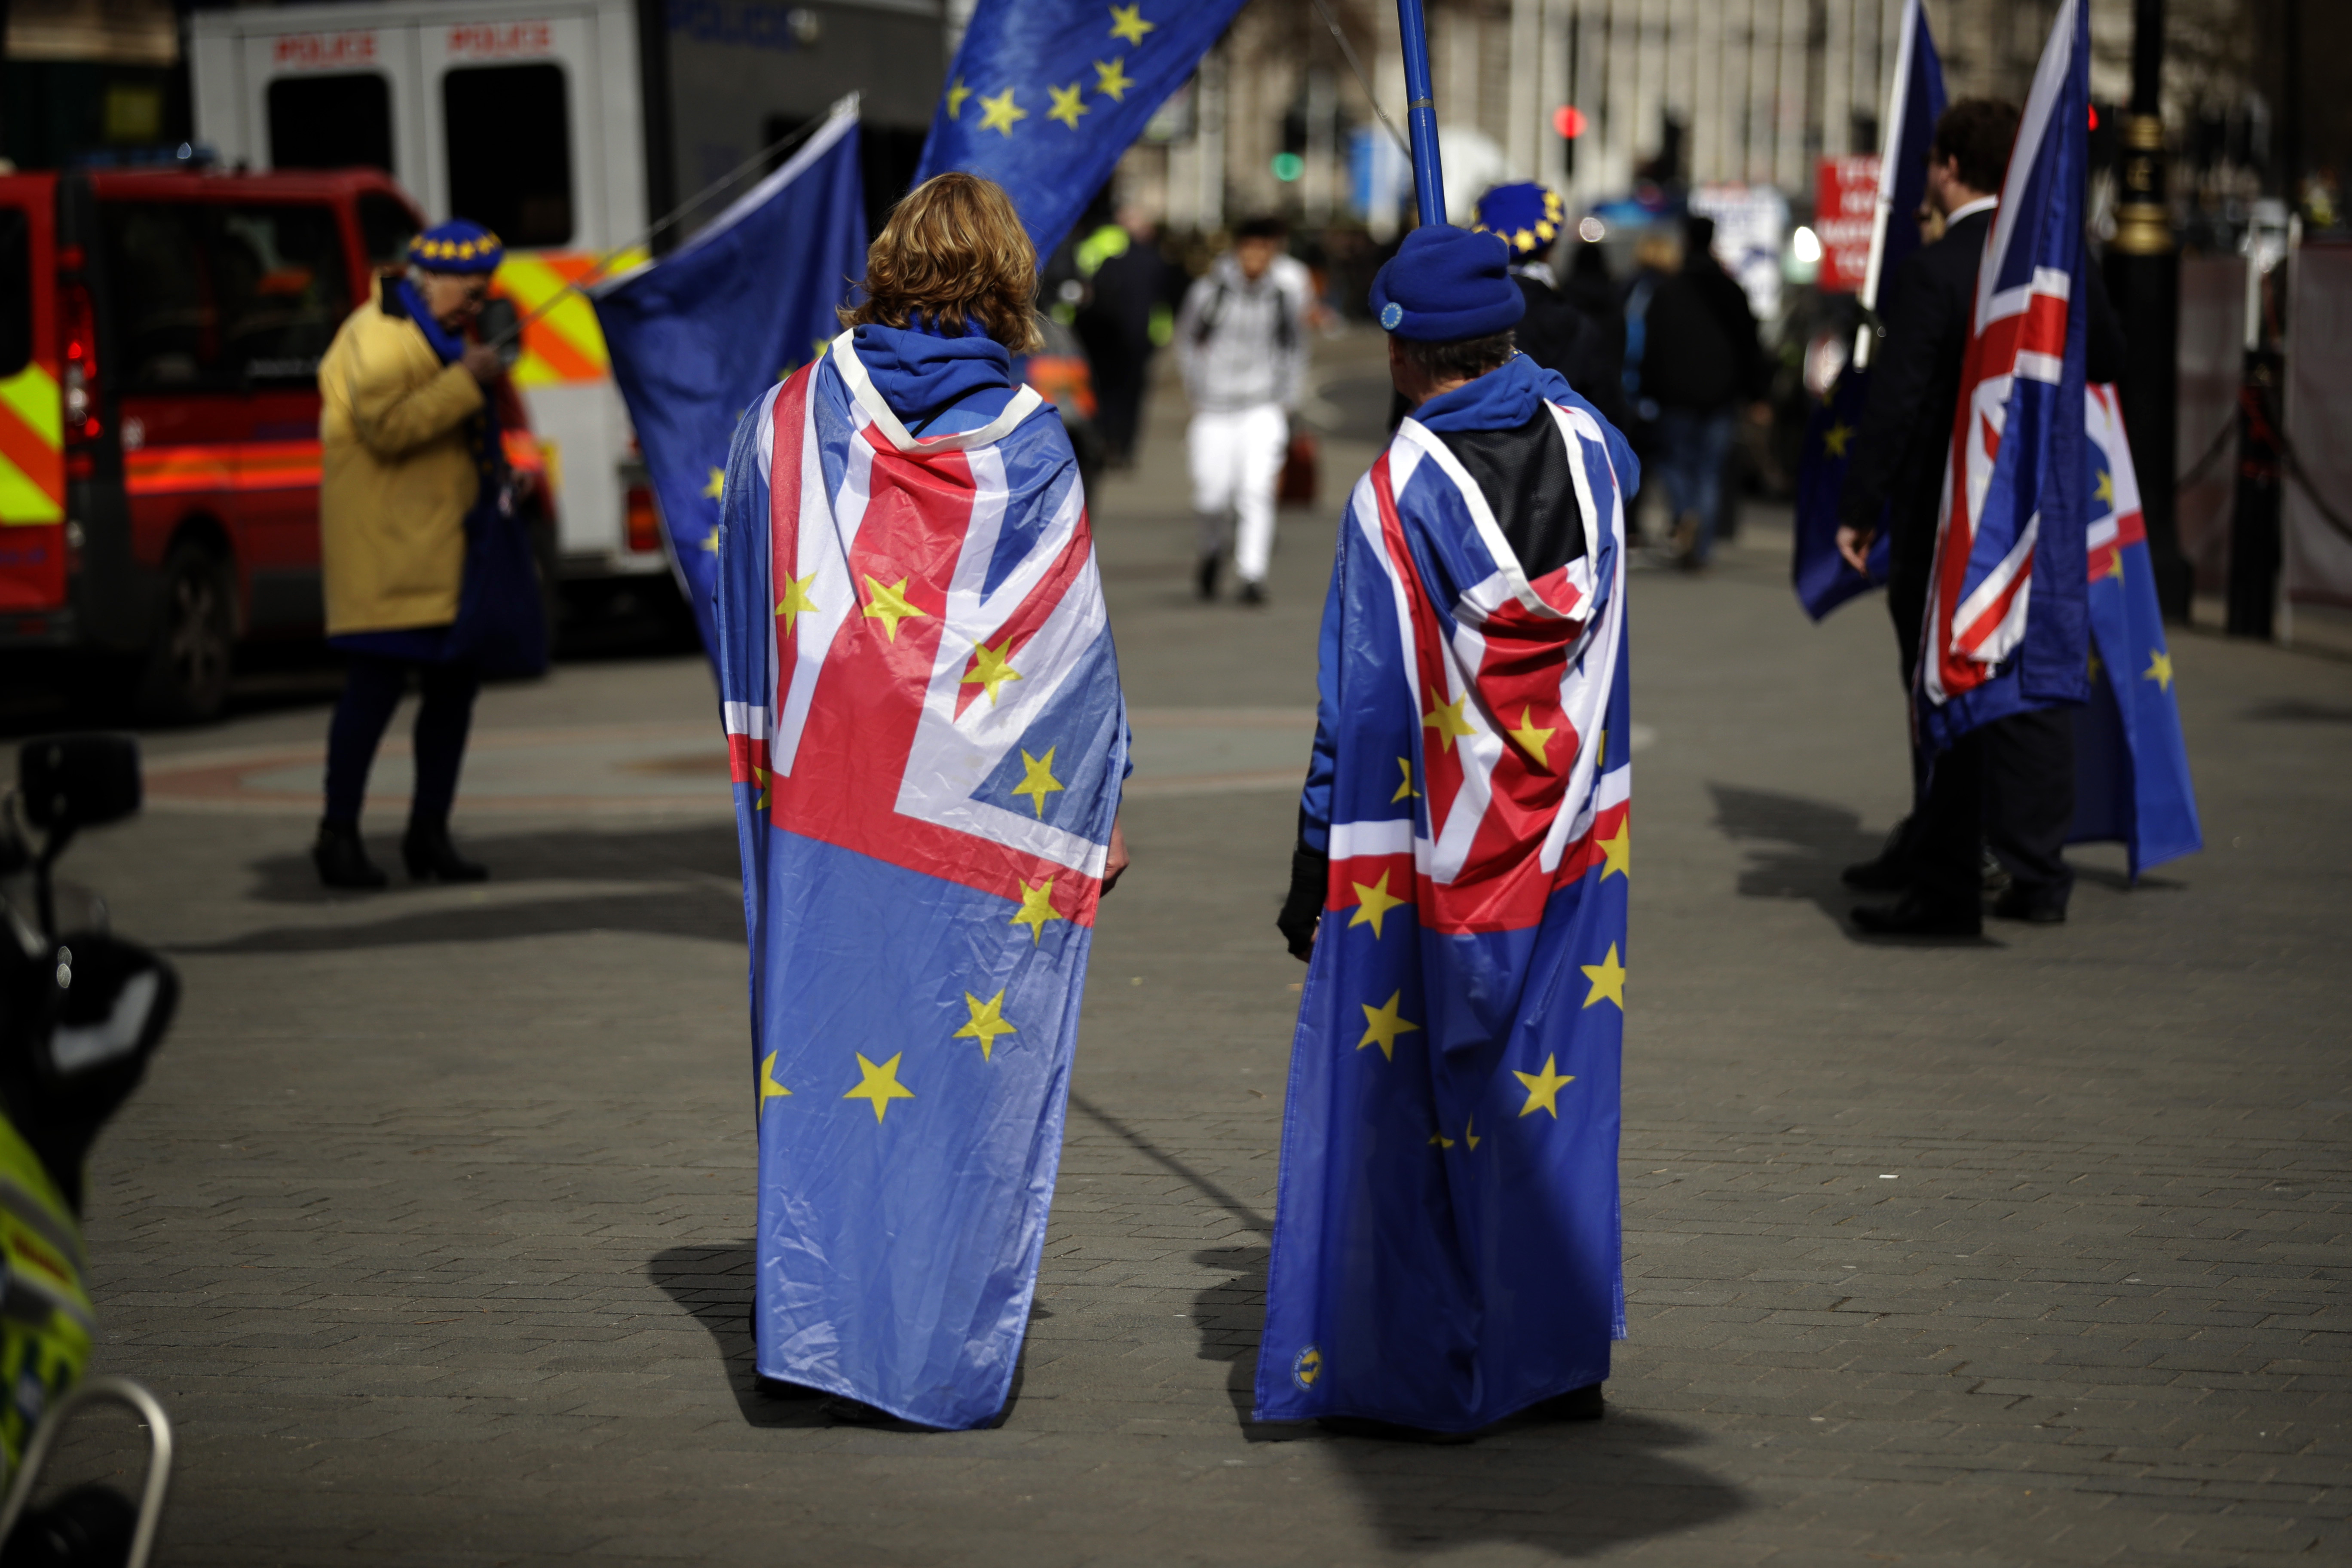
1367, 225, 1525, 342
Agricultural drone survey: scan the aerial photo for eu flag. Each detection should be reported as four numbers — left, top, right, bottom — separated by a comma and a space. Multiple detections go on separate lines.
2074, 384, 2202, 875
596, 97, 867, 656
1257, 375, 1632, 1433
713, 328, 1127, 1430
914, 0, 1249, 259
1792, 0, 1943, 621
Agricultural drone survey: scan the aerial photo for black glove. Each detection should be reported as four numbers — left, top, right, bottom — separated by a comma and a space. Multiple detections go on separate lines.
1276, 847, 1328, 962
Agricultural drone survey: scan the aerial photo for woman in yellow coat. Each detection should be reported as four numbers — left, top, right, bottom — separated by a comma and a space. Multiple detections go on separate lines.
313, 220, 509, 888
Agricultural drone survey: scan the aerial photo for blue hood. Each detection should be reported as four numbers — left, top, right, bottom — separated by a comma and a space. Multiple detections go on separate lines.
1411, 352, 1640, 495
851, 319, 1019, 434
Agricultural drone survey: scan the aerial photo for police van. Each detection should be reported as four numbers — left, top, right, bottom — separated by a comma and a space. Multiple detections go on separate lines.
187, 0, 943, 601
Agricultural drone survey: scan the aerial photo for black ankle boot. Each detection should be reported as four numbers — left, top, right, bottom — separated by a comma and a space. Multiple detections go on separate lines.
402, 818, 488, 883
313, 820, 387, 890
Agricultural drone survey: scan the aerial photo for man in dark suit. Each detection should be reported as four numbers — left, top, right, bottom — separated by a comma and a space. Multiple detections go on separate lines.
1835, 99, 2125, 936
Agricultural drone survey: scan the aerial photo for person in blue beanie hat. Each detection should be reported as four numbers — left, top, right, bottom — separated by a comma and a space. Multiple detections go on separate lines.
1253, 225, 1641, 1442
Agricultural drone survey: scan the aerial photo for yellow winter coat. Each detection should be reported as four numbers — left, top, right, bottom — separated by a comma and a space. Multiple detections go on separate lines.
317, 278, 486, 635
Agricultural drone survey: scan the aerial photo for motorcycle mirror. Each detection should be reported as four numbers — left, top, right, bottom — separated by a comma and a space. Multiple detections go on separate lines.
20, 733, 142, 833
477, 297, 523, 368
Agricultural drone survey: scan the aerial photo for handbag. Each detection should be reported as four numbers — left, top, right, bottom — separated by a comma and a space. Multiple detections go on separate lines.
446, 485, 549, 679
1278, 431, 1319, 509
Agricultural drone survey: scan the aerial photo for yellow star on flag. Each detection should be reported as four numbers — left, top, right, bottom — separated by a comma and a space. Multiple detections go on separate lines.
2105, 545, 2125, 580
1010, 877, 1064, 944
1580, 943, 1627, 1010
1422, 692, 1476, 753
1047, 81, 1089, 129
1464, 1115, 1481, 1151
1357, 990, 1420, 1061
1093, 56, 1136, 101
776, 572, 820, 633
977, 85, 1026, 136
1391, 756, 1419, 802
1822, 420, 1853, 459
2096, 469, 2115, 505
1429, 1128, 1455, 1148
963, 636, 1023, 704
699, 528, 720, 554
751, 764, 770, 812
1107, 3, 1154, 46
1011, 747, 1063, 817
861, 575, 927, 641
1514, 227, 1537, 251
1507, 705, 1556, 766
1513, 1054, 1575, 1118
945, 77, 973, 118
955, 990, 1017, 1061
1598, 817, 1630, 881
758, 1050, 791, 1115
2088, 644, 2104, 681
1348, 870, 1410, 939
703, 466, 725, 500
843, 1052, 915, 1124
2143, 648, 2173, 692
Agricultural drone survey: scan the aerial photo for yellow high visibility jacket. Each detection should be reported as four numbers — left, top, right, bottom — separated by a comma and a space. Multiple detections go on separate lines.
0, 1115, 92, 1479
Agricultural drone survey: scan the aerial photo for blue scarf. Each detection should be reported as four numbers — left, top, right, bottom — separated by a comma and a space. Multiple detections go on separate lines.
392, 277, 504, 504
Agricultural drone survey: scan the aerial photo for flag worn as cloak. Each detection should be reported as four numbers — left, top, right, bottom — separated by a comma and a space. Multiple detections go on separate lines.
1792, 0, 1943, 621
712, 328, 1127, 1430
1256, 356, 1634, 1433
914, 0, 1250, 260
2075, 383, 2202, 876
1917, 0, 2092, 753
599, 96, 867, 657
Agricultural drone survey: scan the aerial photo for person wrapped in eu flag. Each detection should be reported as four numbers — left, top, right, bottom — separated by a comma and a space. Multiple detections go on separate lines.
711, 174, 1130, 1430
1263, 227, 1637, 1437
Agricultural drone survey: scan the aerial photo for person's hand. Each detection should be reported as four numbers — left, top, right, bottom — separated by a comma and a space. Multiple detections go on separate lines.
1101, 819, 1130, 894
461, 343, 502, 384
1836, 524, 1876, 574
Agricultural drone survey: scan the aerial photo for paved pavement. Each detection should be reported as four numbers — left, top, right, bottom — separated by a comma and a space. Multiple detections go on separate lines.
37, 328, 2352, 1565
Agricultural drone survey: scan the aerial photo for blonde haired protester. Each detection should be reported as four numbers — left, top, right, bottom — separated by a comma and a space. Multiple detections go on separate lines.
710, 172, 1129, 1429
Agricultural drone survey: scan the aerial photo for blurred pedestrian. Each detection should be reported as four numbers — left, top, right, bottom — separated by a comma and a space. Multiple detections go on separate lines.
1176, 215, 1311, 605
1636, 215, 1768, 570
1472, 182, 1629, 432
1835, 99, 2125, 933
313, 219, 522, 889
1074, 205, 1173, 468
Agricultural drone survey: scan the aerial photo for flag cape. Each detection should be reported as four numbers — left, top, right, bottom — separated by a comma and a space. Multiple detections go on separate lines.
2074, 384, 2202, 875
711, 331, 1127, 1430
1792, 0, 1943, 621
914, 0, 1249, 260
1917, 0, 2091, 753
1256, 393, 1632, 1433
598, 97, 867, 657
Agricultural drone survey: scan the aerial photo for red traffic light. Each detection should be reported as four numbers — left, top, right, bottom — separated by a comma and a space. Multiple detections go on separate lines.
1553, 105, 1588, 140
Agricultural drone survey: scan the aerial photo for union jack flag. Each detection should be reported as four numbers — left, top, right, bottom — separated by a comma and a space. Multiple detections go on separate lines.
711, 330, 1125, 1430
1918, 0, 2092, 750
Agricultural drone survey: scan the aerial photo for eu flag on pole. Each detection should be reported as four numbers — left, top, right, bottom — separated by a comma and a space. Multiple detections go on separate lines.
2075, 384, 2202, 876
712, 328, 1126, 1429
596, 96, 866, 657
1792, 0, 1943, 620
1916, 0, 2092, 753
914, 0, 1250, 259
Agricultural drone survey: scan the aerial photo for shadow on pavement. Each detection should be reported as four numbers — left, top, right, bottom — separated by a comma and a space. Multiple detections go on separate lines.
173, 824, 744, 955
1189, 1247, 1749, 1556
1706, 782, 1886, 919
649, 1242, 1032, 1431
2242, 698, 2352, 723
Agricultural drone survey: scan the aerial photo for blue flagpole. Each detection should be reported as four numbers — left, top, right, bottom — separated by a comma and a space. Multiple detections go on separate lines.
1396, 0, 1446, 227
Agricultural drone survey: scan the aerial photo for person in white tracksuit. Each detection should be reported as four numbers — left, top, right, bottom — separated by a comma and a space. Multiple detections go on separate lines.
1176, 216, 1312, 604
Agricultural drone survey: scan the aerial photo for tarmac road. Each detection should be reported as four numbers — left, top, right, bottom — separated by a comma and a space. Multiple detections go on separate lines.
43, 327, 2352, 1565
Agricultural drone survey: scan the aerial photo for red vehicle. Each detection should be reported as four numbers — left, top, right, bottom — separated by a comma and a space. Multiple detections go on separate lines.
0, 166, 548, 722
